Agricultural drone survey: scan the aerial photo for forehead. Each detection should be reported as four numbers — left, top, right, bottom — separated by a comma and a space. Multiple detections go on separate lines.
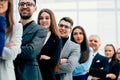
19, 0, 34, 3
59, 20, 71, 26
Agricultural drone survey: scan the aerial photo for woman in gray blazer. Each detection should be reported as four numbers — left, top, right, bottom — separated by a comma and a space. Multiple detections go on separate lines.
0, 0, 22, 80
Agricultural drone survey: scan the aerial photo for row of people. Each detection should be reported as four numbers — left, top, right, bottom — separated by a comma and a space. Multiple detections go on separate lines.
0, 0, 120, 80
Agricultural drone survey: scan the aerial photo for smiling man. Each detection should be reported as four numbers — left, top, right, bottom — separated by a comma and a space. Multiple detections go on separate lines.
14, 0, 47, 80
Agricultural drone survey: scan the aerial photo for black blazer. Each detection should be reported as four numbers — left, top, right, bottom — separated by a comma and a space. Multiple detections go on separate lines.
105, 61, 120, 80
88, 53, 109, 79
14, 21, 47, 80
38, 33, 62, 80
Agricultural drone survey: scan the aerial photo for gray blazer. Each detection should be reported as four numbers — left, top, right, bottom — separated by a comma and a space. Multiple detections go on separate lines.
58, 39, 80, 80
0, 23, 22, 80
14, 21, 47, 80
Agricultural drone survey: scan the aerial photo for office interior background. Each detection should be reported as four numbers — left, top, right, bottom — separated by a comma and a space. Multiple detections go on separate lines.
14, 0, 120, 55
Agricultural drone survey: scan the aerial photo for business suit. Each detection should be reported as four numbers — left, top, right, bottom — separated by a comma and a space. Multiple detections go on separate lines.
0, 23, 22, 80
57, 39, 80, 80
14, 21, 47, 80
105, 61, 120, 80
88, 53, 109, 79
38, 33, 62, 80
0, 16, 6, 56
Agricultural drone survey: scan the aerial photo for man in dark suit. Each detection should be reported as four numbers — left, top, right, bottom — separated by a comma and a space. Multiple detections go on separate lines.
0, 16, 6, 56
14, 0, 47, 80
87, 35, 109, 80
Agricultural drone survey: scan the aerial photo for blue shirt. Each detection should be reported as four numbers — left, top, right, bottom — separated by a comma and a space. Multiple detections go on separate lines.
0, 16, 6, 56
73, 48, 94, 76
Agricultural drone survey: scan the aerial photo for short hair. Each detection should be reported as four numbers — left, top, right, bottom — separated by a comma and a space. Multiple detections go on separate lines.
59, 17, 73, 27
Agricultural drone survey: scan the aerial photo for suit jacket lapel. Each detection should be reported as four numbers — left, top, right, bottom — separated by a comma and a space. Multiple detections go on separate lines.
23, 21, 36, 37
61, 39, 70, 56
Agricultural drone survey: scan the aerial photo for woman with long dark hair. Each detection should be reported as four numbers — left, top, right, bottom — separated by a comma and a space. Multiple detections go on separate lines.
71, 26, 93, 80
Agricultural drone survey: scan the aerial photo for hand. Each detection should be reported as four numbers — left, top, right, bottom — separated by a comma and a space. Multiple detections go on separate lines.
118, 76, 120, 80
40, 55, 50, 60
91, 76, 100, 80
6, 41, 16, 48
60, 58, 67, 64
106, 73, 116, 79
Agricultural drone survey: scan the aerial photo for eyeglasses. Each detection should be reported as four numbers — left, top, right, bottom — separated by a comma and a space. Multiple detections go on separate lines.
59, 24, 71, 29
18, 2, 35, 7
0, 0, 7, 3
117, 52, 120, 54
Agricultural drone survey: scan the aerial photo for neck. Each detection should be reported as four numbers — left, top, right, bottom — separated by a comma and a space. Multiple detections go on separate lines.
20, 18, 33, 26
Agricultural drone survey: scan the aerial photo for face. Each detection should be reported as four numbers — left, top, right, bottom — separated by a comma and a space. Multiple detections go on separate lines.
18, 0, 36, 20
116, 49, 120, 61
39, 12, 51, 31
104, 46, 114, 59
58, 20, 72, 38
0, 0, 8, 16
88, 36, 100, 52
73, 28, 84, 44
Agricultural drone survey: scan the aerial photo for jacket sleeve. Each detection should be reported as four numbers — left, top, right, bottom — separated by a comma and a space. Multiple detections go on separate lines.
17, 27, 47, 60
2, 23, 23, 60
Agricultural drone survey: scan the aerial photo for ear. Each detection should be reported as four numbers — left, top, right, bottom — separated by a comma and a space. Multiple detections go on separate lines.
34, 6, 37, 12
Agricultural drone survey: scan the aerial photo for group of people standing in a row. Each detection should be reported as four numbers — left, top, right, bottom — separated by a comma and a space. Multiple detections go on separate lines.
0, 0, 120, 80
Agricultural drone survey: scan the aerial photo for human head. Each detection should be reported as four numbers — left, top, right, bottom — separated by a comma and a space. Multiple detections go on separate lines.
104, 44, 116, 60
116, 48, 120, 61
88, 35, 101, 53
18, 0, 37, 20
71, 26, 87, 44
71, 26, 90, 63
58, 17, 73, 38
0, 0, 14, 36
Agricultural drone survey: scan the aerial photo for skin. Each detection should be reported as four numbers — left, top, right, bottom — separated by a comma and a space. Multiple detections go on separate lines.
58, 20, 72, 64
88, 36, 101, 53
18, 0, 37, 25
104, 45, 116, 79
58, 20, 72, 38
38, 12, 51, 31
38, 11, 51, 60
73, 28, 84, 44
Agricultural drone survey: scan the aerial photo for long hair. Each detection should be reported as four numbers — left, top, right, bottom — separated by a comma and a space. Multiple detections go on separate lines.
6, 0, 14, 37
71, 26, 90, 63
104, 44, 117, 66
37, 8, 60, 38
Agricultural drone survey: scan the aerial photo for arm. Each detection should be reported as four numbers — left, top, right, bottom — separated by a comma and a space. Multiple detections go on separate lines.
58, 43, 80, 73
89, 56, 109, 78
2, 23, 22, 60
17, 27, 47, 60
40, 37, 62, 66
73, 48, 94, 76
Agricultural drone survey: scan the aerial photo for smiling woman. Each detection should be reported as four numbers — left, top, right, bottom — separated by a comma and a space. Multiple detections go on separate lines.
0, 0, 22, 80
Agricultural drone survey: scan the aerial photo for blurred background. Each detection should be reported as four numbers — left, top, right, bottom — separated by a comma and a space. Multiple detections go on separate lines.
14, 0, 120, 55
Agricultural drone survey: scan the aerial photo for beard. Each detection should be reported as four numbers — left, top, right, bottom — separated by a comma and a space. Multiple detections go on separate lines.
20, 13, 32, 20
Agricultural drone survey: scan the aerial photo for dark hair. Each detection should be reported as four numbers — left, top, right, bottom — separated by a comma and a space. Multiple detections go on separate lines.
104, 44, 117, 66
37, 8, 60, 38
33, 0, 36, 4
59, 17, 73, 27
6, 0, 14, 37
71, 26, 90, 63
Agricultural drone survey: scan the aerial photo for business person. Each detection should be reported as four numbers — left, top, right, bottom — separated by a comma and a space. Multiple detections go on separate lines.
37, 8, 62, 80
116, 48, 120, 80
87, 35, 109, 80
71, 26, 94, 80
104, 44, 120, 80
0, 0, 22, 80
14, 0, 47, 80
0, 16, 6, 56
56, 17, 80, 80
